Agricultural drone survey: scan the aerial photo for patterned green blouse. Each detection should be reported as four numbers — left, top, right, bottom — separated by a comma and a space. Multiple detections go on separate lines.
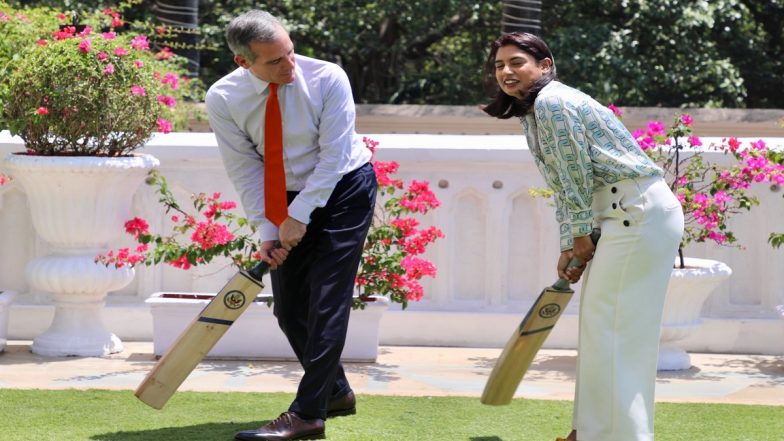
521, 81, 663, 251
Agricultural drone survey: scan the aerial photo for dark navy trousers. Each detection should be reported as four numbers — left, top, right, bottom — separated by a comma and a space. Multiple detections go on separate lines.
270, 161, 376, 420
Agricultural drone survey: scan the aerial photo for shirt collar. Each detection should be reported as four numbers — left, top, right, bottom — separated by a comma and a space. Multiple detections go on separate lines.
245, 70, 271, 95
244, 57, 303, 95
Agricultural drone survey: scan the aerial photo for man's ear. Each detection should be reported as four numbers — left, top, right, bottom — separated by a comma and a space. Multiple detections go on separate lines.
234, 54, 250, 69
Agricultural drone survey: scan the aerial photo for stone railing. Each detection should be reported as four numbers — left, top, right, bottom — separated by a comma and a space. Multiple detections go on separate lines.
2, 130, 784, 355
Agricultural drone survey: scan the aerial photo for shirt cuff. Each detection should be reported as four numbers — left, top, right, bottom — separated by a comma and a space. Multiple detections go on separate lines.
287, 197, 315, 225
559, 222, 573, 252
569, 208, 593, 238
259, 222, 279, 243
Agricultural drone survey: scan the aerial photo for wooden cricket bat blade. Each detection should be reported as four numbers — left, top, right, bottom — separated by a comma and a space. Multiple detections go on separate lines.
480, 286, 573, 405
135, 263, 267, 409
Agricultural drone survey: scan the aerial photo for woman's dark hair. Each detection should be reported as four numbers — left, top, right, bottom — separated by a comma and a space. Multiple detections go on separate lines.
482, 32, 557, 119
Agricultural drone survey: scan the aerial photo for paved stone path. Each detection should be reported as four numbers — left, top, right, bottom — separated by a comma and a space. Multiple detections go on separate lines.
1, 341, 782, 406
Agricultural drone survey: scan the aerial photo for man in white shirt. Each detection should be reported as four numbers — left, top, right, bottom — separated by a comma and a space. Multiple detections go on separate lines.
205, 10, 376, 441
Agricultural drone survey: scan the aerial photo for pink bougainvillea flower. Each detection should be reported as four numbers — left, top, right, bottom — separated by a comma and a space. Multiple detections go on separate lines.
130, 35, 149, 51
78, 38, 92, 53
52, 26, 76, 40
191, 221, 235, 250
114, 46, 129, 57
391, 218, 420, 236
157, 118, 173, 134
688, 135, 702, 147
373, 161, 404, 188
157, 95, 177, 107
727, 137, 741, 153
35, 106, 49, 115
681, 114, 693, 126
646, 121, 666, 136
168, 254, 192, 270
133, 59, 144, 68
130, 84, 146, 96
97, 51, 108, 61
156, 47, 174, 60
124, 217, 150, 238
400, 180, 440, 213
401, 255, 438, 280
57, 13, 67, 21
161, 72, 179, 90
36, 39, 48, 46
608, 103, 623, 117
103, 63, 115, 75
101, 31, 116, 40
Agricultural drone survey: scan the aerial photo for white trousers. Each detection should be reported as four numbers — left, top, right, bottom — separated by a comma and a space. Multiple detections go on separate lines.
574, 176, 684, 441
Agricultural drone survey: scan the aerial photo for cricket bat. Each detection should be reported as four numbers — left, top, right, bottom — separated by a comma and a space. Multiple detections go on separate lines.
481, 228, 601, 405
135, 260, 270, 409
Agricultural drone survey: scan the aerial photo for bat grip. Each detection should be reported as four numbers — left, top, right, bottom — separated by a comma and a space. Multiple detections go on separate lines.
246, 241, 281, 282
552, 228, 601, 291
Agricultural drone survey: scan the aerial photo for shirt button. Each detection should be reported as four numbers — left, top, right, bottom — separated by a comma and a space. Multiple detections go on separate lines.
623, 220, 630, 227
611, 187, 618, 194
612, 203, 617, 209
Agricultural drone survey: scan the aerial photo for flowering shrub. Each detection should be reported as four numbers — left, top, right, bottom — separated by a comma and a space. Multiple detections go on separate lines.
97, 138, 444, 309
357, 137, 444, 309
626, 109, 784, 266
96, 169, 261, 271
0, 3, 198, 156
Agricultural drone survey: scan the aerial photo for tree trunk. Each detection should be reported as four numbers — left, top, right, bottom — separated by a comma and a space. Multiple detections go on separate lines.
155, 0, 200, 77
501, 0, 542, 35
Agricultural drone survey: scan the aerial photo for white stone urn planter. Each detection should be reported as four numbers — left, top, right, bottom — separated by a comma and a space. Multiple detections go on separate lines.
0, 290, 17, 352
657, 257, 732, 370
2, 153, 159, 357
147, 292, 390, 362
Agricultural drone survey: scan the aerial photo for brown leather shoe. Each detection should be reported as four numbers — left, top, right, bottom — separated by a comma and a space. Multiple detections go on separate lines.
327, 390, 356, 418
234, 412, 325, 440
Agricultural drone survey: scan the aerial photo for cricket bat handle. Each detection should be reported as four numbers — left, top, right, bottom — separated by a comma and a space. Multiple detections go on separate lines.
248, 259, 271, 282
553, 228, 601, 291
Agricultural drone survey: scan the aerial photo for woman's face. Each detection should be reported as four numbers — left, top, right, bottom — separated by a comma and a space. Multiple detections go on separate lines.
494, 45, 549, 99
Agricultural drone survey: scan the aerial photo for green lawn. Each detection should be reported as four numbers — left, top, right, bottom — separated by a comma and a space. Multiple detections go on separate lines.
0, 389, 781, 440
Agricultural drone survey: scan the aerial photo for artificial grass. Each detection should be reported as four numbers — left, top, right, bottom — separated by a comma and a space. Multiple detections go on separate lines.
0, 389, 781, 440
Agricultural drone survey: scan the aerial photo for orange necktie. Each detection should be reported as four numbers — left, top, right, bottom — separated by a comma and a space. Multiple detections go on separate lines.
264, 83, 287, 226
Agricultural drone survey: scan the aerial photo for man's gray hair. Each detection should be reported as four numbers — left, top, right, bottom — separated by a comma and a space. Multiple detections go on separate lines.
226, 10, 285, 62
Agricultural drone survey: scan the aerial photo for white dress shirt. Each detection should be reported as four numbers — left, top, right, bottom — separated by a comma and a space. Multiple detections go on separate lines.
205, 54, 372, 241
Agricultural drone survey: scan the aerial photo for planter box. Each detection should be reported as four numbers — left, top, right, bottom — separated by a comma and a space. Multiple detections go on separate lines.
0, 290, 17, 352
147, 292, 389, 362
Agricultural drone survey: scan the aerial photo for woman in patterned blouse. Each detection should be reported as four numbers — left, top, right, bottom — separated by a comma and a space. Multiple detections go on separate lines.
483, 32, 684, 441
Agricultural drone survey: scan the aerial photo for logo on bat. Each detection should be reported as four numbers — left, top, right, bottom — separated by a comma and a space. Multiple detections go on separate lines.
223, 290, 246, 310
538, 303, 561, 319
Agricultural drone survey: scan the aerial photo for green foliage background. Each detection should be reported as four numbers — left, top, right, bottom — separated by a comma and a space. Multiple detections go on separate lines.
545, 0, 784, 108
7, 0, 784, 108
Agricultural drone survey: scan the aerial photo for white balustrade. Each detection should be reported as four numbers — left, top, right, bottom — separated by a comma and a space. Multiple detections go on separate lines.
1, 130, 783, 355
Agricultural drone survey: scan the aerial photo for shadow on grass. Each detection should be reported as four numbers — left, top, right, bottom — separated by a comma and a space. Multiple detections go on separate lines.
91, 420, 267, 441
469, 437, 504, 441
